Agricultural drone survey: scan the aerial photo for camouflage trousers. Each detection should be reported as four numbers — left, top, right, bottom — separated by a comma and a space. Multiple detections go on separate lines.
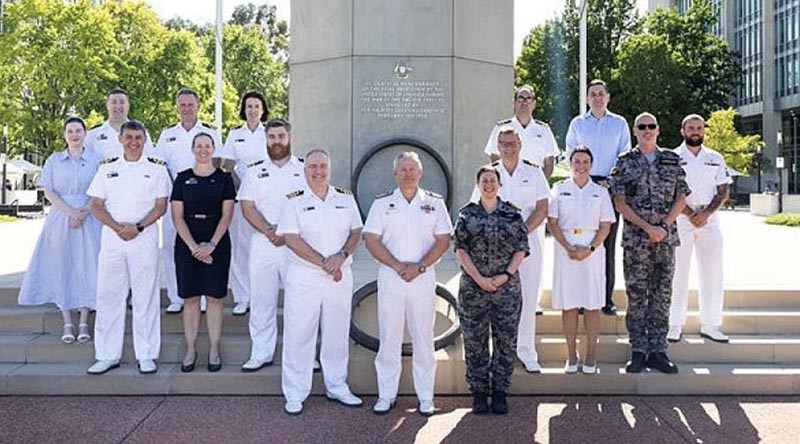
623, 243, 676, 353
457, 274, 522, 394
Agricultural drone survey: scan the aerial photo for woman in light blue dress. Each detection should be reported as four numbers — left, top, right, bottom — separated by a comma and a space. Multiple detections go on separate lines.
18, 117, 102, 344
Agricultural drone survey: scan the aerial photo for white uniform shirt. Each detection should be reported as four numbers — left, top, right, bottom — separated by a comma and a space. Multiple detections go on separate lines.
363, 188, 453, 269
675, 143, 733, 209
155, 121, 223, 179
484, 116, 560, 164
236, 156, 305, 224
470, 160, 550, 220
548, 178, 615, 229
220, 123, 267, 181
85, 120, 155, 161
277, 185, 363, 270
86, 156, 170, 224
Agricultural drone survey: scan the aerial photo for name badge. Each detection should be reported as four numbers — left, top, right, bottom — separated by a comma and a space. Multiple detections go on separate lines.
335, 205, 348, 210
98, 134, 108, 140
235, 139, 245, 143
107, 172, 118, 178
167, 137, 177, 143
258, 172, 269, 178
559, 192, 571, 196
144, 174, 151, 179
303, 206, 315, 212
293, 173, 301, 177
186, 177, 198, 185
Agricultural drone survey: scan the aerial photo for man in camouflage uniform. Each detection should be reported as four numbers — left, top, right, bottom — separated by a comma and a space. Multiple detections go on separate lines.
610, 112, 689, 374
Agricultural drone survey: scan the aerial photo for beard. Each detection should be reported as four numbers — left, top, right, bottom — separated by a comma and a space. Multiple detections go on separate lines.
268, 142, 291, 161
684, 135, 704, 147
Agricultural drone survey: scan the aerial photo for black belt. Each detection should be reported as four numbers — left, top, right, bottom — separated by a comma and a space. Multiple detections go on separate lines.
187, 214, 218, 220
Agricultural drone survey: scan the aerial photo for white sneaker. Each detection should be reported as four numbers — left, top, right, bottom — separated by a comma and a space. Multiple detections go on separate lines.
232, 302, 249, 316
326, 391, 363, 407
522, 360, 542, 374
564, 361, 579, 374
284, 400, 303, 415
138, 359, 157, 374
700, 326, 729, 343
241, 357, 272, 373
419, 399, 435, 416
200, 296, 207, 313
166, 302, 183, 314
313, 359, 321, 373
86, 360, 119, 375
581, 363, 597, 375
373, 398, 396, 415
667, 325, 682, 343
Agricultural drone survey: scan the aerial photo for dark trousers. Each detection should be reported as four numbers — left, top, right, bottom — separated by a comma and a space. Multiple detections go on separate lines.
591, 175, 619, 307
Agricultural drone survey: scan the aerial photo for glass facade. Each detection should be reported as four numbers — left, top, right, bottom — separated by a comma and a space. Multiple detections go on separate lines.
775, 0, 800, 98
675, 0, 727, 35
734, 0, 764, 105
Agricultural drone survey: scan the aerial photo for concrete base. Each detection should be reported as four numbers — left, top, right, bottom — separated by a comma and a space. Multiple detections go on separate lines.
750, 193, 780, 216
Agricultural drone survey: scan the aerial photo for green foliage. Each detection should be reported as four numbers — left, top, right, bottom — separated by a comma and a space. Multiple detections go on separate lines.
764, 213, 800, 228
0, 215, 19, 223
704, 108, 762, 175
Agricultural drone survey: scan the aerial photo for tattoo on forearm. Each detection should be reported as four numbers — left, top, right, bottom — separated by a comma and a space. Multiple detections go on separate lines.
707, 184, 730, 212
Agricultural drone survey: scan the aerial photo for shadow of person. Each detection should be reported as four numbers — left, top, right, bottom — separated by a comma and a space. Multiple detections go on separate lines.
651, 397, 761, 444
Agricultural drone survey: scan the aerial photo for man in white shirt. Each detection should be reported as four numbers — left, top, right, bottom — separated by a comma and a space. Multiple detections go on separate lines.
85, 89, 154, 161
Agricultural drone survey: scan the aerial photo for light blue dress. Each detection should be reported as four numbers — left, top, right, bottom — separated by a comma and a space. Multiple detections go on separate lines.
18, 148, 102, 310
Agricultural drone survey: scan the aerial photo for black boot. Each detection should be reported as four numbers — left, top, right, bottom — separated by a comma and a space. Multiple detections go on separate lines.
625, 351, 647, 373
472, 392, 489, 414
490, 391, 508, 414
646, 352, 679, 374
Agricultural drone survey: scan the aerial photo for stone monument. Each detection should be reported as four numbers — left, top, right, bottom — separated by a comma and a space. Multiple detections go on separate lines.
289, 0, 513, 213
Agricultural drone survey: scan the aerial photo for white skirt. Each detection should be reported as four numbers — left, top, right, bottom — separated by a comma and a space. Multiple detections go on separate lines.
551, 230, 606, 310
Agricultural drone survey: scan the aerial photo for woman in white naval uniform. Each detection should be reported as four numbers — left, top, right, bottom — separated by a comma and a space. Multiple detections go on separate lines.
547, 146, 615, 375
220, 90, 270, 315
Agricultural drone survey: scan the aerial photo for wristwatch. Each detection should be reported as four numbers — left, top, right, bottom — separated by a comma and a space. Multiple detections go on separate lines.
503, 270, 514, 279
589, 245, 596, 252
417, 264, 427, 274
340, 249, 349, 259
135, 223, 144, 233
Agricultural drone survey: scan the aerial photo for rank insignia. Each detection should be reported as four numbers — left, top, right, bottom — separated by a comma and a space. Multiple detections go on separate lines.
107, 172, 119, 178
421, 204, 435, 213
302, 206, 315, 212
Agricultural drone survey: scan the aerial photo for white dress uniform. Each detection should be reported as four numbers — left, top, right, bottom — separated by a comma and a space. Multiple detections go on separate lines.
86, 155, 170, 361
670, 143, 733, 328
236, 156, 305, 363
469, 159, 549, 366
277, 185, 363, 403
85, 120, 155, 161
363, 188, 453, 402
154, 121, 223, 306
549, 178, 616, 310
484, 116, 560, 165
219, 124, 268, 308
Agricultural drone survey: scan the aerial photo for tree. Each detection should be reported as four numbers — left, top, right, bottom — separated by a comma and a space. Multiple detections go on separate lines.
704, 108, 762, 175
229, 2, 289, 59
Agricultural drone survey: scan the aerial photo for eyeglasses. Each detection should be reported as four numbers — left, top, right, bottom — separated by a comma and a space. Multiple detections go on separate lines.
636, 123, 658, 130
515, 96, 535, 103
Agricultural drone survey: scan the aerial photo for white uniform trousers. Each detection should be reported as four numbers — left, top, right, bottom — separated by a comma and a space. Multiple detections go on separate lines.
516, 230, 542, 364
535, 225, 546, 307
374, 269, 437, 401
282, 265, 353, 402
94, 226, 161, 361
229, 203, 253, 305
247, 236, 289, 362
159, 204, 181, 305
670, 214, 725, 327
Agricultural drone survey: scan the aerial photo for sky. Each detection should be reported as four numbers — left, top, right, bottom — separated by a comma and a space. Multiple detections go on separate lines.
145, 0, 567, 57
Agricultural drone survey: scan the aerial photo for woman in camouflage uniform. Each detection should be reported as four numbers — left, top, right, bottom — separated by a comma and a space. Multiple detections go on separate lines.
454, 165, 530, 415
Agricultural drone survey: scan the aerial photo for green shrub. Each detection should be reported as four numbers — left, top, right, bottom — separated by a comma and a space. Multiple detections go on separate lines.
765, 213, 800, 227
0, 215, 18, 223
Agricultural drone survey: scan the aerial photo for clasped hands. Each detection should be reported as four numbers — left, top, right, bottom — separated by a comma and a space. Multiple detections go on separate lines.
192, 242, 216, 265
322, 252, 346, 282
392, 262, 423, 283
68, 209, 89, 229
564, 244, 592, 261
476, 273, 510, 293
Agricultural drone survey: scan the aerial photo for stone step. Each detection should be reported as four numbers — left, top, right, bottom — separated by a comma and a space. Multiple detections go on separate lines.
2, 360, 799, 396
3, 332, 800, 366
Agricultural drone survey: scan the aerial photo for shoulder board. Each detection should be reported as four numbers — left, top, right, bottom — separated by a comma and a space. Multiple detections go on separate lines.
424, 190, 443, 199
618, 149, 635, 159
533, 119, 549, 127
335, 187, 352, 195
459, 201, 479, 212
505, 200, 521, 212
660, 150, 680, 159
100, 157, 118, 165
147, 157, 166, 165
297, 157, 304, 163
89, 123, 103, 130
522, 159, 540, 168
490, 160, 500, 167
496, 118, 512, 126
286, 189, 304, 199
374, 190, 393, 199
201, 122, 216, 130
247, 159, 265, 168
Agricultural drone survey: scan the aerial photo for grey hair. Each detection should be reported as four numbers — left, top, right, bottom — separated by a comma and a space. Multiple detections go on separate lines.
393, 151, 422, 170
305, 148, 330, 162
634, 112, 658, 126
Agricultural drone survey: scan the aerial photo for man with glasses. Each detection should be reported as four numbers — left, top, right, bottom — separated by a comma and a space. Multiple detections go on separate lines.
610, 113, 688, 374
565, 79, 631, 316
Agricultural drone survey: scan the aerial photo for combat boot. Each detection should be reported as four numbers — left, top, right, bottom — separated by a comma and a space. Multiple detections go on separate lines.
472, 392, 489, 414
646, 352, 679, 374
491, 391, 508, 415
625, 351, 647, 373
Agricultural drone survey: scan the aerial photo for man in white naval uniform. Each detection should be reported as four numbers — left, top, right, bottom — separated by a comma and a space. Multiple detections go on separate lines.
86, 88, 154, 161
278, 149, 363, 415
668, 114, 733, 344
155, 88, 223, 314
220, 90, 270, 316
237, 119, 305, 372
86, 121, 170, 375
363, 152, 452, 416
472, 127, 549, 373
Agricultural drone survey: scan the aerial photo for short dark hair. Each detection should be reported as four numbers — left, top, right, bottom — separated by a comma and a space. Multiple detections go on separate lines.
266, 118, 291, 133
475, 165, 501, 184
238, 90, 269, 122
569, 145, 594, 163
587, 79, 608, 93
175, 87, 200, 103
192, 132, 216, 149
107, 88, 128, 99
63, 116, 87, 131
120, 120, 147, 135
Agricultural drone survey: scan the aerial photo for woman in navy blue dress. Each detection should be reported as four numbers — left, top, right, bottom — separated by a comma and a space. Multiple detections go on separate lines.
171, 133, 235, 372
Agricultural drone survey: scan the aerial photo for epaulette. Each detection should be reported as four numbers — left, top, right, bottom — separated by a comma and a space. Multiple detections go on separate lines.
424, 190, 443, 199
201, 122, 217, 130
286, 189, 304, 199
618, 149, 635, 159
374, 190, 393, 199
533, 119, 550, 127
147, 157, 166, 166
89, 123, 103, 130
491, 160, 501, 167
459, 201, 479, 212
100, 157, 118, 165
297, 157, 304, 163
247, 159, 265, 168
496, 118, 512, 126
335, 187, 352, 195
522, 159, 540, 168
505, 200, 521, 212
659, 149, 680, 160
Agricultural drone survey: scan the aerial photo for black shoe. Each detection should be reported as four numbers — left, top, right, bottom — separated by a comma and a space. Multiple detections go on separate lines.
180, 352, 197, 373
490, 391, 508, 415
601, 304, 617, 316
472, 393, 489, 414
646, 352, 679, 374
535, 310, 543, 316
208, 355, 222, 373
625, 351, 647, 373
578, 307, 585, 315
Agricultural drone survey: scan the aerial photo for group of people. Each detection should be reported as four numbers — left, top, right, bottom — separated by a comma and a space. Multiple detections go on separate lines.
16, 78, 733, 416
